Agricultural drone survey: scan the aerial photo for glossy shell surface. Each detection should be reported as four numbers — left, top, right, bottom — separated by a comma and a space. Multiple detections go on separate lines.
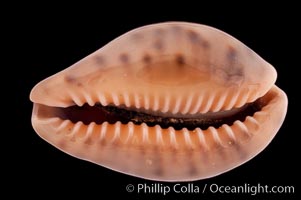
30, 22, 287, 181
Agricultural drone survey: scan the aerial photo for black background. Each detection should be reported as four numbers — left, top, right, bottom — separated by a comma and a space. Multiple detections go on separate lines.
8, 3, 299, 199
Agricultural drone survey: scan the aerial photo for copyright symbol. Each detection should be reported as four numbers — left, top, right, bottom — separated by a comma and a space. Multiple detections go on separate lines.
126, 184, 134, 192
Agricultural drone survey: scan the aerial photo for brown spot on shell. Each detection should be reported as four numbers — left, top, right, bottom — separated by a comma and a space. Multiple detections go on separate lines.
187, 30, 209, 49
216, 144, 227, 161
154, 28, 165, 36
154, 146, 165, 176
233, 142, 247, 160
94, 55, 105, 65
227, 46, 237, 63
152, 151, 163, 176
187, 149, 198, 176
84, 138, 93, 145
153, 40, 164, 51
175, 54, 185, 65
119, 53, 129, 64
222, 65, 243, 85
215, 45, 244, 85
99, 138, 107, 146
142, 54, 152, 64
187, 30, 199, 43
170, 25, 182, 34
64, 76, 82, 87
154, 167, 163, 176
200, 40, 210, 49
131, 32, 143, 41
189, 164, 197, 176
65, 76, 76, 83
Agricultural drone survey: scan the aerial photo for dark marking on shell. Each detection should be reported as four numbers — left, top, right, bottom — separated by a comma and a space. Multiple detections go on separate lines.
100, 138, 107, 146
57, 140, 66, 149
187, 30, 209, 49
65, 76, 83, 87
150, 146, 164, 176
226, 59, 244, 84
227, 46, 237, 63
65, 76, 76, 83
154, 28, 165, 36
170, 25, 182, 34
153, 40, 164, 51
84, 138, 93, 145
200, 40, 210, 49
154, 166, 163, 176
119, 53, 129, 64
131, 32, 143, 41
94, 55, 105, 65
175, 54, 185, 65
215, 144, 227, 164
187, 150, 198, 176
153, 157, 163, 176
143, 54, 152, 64
215, 44, 244, 85
187, 30, 199, 43
228, 71, 244, 84
233, 142, 247, 160
188, 163, 197, 176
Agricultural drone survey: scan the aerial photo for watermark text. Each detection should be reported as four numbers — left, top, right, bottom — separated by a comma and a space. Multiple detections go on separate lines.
125, 183, 295, 196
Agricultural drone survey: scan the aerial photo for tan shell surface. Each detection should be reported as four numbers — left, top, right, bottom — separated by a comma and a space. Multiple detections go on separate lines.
30, 22, 287, 181
30, 22, 276, 112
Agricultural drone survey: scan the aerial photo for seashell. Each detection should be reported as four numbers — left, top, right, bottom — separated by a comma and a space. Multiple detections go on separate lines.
30, 22, 287, 182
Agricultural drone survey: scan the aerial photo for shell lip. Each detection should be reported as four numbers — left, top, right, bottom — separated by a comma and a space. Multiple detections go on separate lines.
31, 84, 287, 182
31, 87, 275, 131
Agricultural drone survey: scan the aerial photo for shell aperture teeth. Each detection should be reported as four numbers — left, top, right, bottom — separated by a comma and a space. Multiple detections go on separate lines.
35, 94, 264, 131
